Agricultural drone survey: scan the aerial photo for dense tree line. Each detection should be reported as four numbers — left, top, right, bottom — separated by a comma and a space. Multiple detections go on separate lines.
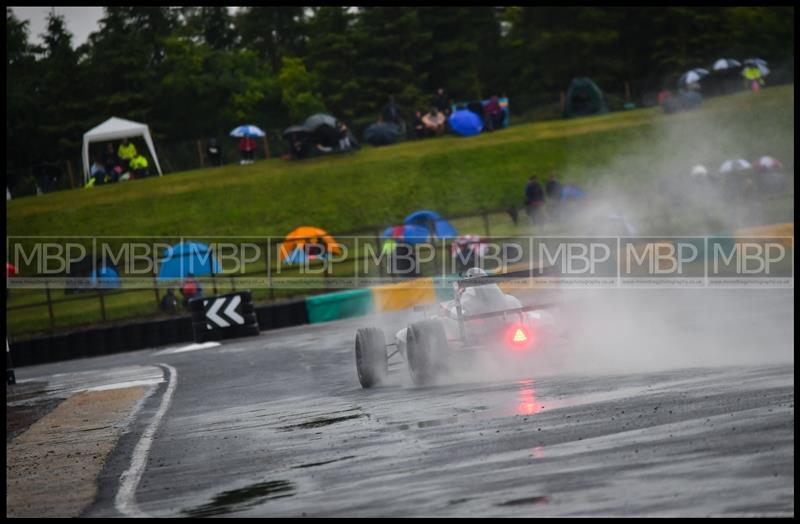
6, 6, 794, 191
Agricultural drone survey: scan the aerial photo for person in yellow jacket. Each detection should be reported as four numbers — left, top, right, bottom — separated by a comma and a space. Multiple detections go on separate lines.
117, 138, 138, 171
129, 153, 149, 179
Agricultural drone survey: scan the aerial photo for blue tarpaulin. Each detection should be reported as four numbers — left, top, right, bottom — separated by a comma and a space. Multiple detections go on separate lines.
158, 241, 221, 280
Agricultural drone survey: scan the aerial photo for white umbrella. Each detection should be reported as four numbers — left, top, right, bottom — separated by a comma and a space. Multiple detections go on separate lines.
712, 58, 742, 71
230, 124, 266, 137
678, 68, 711, 88
755, 155, 783, 172
719, 159, 752, 174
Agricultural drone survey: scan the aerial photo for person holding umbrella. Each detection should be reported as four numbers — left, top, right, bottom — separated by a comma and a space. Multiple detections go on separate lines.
239, 136, 256, 164
230, 125, 266, 165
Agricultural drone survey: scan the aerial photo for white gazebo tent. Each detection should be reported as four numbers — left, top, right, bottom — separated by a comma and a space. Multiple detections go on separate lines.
82, 117, 163, 183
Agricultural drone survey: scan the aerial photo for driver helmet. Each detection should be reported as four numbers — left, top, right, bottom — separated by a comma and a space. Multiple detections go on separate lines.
464, 267, 487, 279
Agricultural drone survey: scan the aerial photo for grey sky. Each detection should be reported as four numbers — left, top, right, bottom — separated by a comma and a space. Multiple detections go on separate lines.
11, 6, 105, 47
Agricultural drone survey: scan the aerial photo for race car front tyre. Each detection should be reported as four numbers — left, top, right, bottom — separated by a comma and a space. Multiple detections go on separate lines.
355, 327, 388, 389
406, 320, 448, 386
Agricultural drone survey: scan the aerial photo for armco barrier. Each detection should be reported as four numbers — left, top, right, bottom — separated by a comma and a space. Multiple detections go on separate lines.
8, 297, 315, 367
305, 288, 374, 324
255, 299, 309, 330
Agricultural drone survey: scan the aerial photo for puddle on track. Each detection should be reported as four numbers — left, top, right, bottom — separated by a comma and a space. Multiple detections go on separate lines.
291, 455, 356, 469
278, 413, 364, 431
181, 480, 296, 517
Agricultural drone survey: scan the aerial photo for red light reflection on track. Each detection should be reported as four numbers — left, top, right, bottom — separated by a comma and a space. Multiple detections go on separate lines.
516, 379, 542, 416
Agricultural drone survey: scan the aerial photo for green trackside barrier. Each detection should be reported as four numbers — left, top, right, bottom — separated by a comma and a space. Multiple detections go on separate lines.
305, 288, 375, 324
433, 273, 460, 302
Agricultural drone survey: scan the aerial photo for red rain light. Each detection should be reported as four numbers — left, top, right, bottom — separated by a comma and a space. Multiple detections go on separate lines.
506, 323, 533, 350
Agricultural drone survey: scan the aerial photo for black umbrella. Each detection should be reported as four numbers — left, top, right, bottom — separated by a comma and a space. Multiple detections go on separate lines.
364, 122, 401, 146
303, 113, 338, 130
282, 125, 310, 138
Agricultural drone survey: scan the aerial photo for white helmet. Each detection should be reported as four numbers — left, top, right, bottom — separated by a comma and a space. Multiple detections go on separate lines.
463, 267, 488, 278
690, 164, 708, 178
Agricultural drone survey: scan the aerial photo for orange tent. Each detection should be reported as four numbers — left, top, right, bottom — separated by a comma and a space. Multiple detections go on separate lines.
279, 226, 341, 262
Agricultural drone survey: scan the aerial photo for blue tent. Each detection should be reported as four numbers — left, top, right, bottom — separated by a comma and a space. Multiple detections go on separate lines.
448, 109, 483, 137
90, 265, 121, 289
157, 241, 221, 281
381, 224, 431, 245
404, 210, 458, 239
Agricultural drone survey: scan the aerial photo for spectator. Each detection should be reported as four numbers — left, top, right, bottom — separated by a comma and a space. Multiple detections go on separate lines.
129, 152, 149, 179
483, 95, 505, 131
338, 121, 354, 151
545, 173, 564, 220
239, 136, 257, 164
422, 107, 446, 136
117, 137, 137, 171
524, 176, 546, 225
289, 132, 309, 160
381, 95, 403, 126
657, 89, 672, 107
90, 156, 108, 185
545, 173, 562, 199
104, 143, 121, 175
433, 87, 450, 115
206, 138, 222, 166
180, 273, 203, 307
160, 288, 178, 314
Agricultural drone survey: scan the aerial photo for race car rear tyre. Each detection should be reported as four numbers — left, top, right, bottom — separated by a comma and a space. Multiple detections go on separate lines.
407, 320, 448, 386
355, 328, 388, 389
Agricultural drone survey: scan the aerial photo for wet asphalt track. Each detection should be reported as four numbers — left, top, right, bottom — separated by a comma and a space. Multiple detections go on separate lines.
14, 290, 795, 517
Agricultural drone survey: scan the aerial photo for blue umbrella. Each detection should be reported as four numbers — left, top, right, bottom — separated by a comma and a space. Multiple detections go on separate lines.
158, 241, 221, 281
448, 109, 483, 137
230, 125, 266, 138
381, 224, 431, 245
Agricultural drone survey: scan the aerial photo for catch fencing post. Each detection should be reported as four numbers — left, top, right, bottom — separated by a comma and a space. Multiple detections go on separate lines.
153, 271, 161, 311
45, 281, 55, 330
262, 136, 270, 160
376, 231, 385, 277
98, 289, 107, 321
197, 140, 205, 167
267, 241, 275, 300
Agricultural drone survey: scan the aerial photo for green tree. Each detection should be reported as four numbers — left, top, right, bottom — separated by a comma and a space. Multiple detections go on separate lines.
6, 8, 39, 186
350, 7, 432, 126
36, 12, 89, 165
305, 7, 360, 121
278, 56, 327, 122
235, 7, 308, 73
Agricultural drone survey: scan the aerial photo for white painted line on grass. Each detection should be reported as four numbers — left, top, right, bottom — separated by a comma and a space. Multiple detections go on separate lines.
114, 363, 178, 518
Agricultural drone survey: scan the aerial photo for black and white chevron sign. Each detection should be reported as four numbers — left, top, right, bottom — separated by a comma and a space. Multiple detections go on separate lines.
203, 294, 245, 330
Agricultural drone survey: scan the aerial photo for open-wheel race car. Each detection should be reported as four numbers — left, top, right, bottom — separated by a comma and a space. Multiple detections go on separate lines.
355, 268, 559, 388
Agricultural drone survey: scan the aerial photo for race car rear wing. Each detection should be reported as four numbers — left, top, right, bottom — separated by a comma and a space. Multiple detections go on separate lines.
460, 303, 557, 322
456, 267, 550, 290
